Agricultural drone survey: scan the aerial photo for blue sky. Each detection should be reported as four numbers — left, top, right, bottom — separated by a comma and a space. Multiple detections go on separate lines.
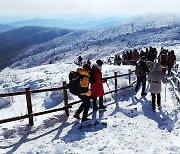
0, 0, 180, 19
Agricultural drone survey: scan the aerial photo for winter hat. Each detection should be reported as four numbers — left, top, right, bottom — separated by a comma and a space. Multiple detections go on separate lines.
83, 63, 91, 71
96, 59, 103, 66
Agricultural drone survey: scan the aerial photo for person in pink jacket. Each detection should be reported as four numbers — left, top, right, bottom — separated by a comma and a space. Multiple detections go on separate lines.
90, 60, 107, 111
148, 63, 166, 111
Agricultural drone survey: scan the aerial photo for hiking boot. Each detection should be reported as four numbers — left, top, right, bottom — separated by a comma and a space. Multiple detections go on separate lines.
81, 117, 91, 122
73, 112, 80, 119
158, 106, 162, 110
141, 92, 147, 96
99, 105, 107, 109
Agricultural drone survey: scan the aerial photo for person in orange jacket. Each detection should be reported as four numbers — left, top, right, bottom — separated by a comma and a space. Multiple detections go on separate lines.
73, 64, 91, 122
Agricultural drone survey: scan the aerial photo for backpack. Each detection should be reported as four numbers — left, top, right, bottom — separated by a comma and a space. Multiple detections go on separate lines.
160, 54, 167, 65
135, 62, 143, 76
89, 70, 95, 84
68, 71, 82, 95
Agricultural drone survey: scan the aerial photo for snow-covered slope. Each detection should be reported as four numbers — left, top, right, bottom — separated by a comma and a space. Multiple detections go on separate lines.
8, 13, 180, 69
0, 63, 179, 153
118, 12, 180, 30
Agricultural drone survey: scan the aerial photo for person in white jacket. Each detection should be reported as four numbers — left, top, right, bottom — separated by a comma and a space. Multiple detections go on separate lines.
148, 63, 166, 111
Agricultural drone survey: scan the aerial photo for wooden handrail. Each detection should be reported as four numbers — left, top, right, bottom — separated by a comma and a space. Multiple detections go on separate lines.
0, 105, 72, 124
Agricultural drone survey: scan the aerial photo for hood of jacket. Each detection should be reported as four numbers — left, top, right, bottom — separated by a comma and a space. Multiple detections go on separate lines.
92, 64, 102, 71
77, 68, 89, 77
153, 63, 162, 71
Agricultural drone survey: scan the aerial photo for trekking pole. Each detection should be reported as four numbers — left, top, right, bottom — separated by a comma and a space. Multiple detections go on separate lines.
106, 82, 114, 98
165, 83, 167, 102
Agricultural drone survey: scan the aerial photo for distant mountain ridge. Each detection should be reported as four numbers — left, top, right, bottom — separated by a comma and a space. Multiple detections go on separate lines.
0, 26, 74, 69
0, 24, 17, 33
2, 17, 124, 31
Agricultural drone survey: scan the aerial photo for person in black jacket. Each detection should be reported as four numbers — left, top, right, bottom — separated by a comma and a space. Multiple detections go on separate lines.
135, 56, 150, 96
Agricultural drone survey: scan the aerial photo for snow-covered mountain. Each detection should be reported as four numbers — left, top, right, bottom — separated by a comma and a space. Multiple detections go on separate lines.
8, 13, 180, 69
0, 12, 180, 154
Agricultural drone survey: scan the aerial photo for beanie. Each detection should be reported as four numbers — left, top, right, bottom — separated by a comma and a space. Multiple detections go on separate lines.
83, 63, 91, 71
96, 59, 103, 66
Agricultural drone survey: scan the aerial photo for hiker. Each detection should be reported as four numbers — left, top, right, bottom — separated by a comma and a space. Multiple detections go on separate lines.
114, 55, 118, 65
77, 56, 83, 66
132, 49, 139, 65
73, 63, 91, 122
167, 50, 176, 75
117, 55, 122, 65
135, 56, 150, 96
148, 63, 166, 111
158, 49, 169, 74
122, 51, 128, 65
90, 60, 107, 111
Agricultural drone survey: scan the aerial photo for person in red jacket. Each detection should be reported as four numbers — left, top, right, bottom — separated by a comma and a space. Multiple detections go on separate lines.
167, 50, 176, 75
90, 60, 107, 111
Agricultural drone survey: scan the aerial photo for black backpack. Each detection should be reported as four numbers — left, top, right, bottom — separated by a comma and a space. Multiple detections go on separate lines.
160, 54, 167, 65
68, 71, 82, 95
135, 62, 143, 76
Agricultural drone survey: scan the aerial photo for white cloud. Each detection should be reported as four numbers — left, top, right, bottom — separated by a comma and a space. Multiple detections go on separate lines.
0, 0, 180, 17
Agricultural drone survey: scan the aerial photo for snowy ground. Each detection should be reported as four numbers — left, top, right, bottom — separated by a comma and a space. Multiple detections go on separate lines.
0, 62, 179, 154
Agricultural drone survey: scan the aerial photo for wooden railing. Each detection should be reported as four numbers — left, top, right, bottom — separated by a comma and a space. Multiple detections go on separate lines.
0, 70, 135, 126
171, 64, 180, 101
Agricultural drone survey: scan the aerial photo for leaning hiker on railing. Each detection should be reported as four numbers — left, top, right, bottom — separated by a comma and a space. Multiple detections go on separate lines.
90, 60, 107, 112
70, 64, 92, 122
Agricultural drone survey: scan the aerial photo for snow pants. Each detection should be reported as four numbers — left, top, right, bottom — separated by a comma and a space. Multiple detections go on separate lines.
92, 96, 103, 109
167, 64, 173, 75
77, 95, 90, 119
151, 93, 161, 110
135, 75, 146, 94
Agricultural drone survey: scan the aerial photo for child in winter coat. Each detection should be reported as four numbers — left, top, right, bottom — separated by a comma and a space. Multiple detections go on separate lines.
148, 63, 166, 111
90, 60, 107, 111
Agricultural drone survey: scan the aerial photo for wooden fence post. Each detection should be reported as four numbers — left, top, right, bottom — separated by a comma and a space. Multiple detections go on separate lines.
25, 87, 34, 126
128, 69, 131, 86
63, 81, 69, 116
114, 72, 117, 94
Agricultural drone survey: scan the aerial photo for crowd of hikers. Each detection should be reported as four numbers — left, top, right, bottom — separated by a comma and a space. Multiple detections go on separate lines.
71, 46, 176, 122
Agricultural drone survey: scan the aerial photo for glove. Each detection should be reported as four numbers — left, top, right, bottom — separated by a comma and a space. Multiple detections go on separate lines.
86, 90, 91, 97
